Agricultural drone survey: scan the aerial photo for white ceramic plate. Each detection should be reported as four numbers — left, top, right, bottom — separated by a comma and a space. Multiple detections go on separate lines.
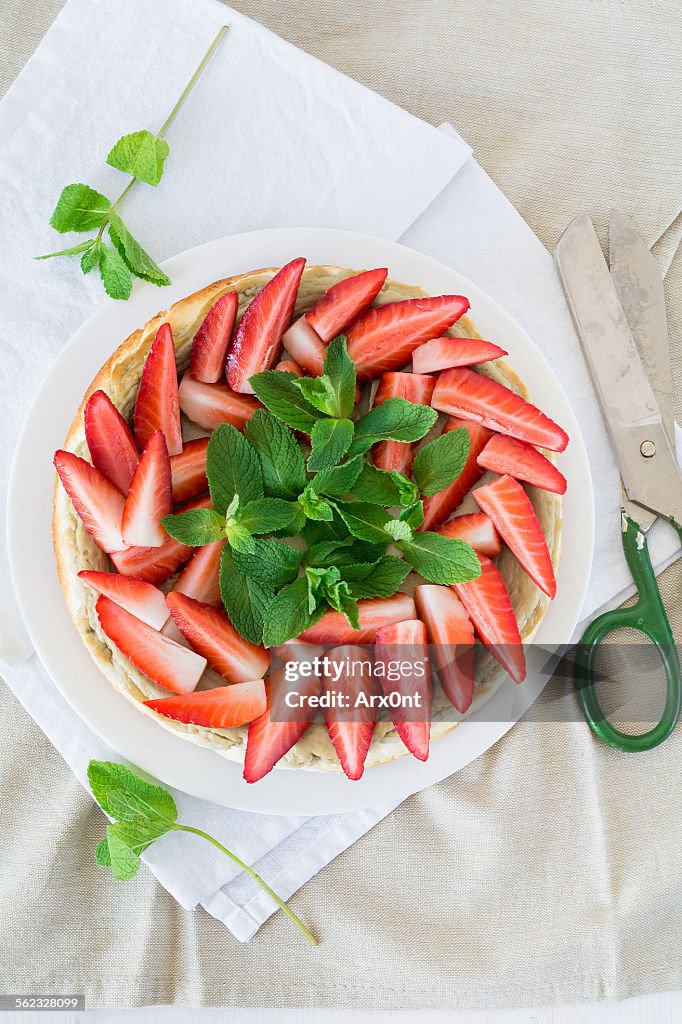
7, 227, 594, 816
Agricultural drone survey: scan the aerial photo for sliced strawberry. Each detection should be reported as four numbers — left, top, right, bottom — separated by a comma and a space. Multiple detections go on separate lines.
275, 358, 304, 376
474, 475, 556, 598
227, 257, 306, 393
178, 373, 261, 431
111, 540, 190, 585
372, 372, 435, 474
145, 679, 266, 729
84, 390, 139, 495
375, 619, 432, 761
170, 437, 209, 503
454, 555, 526, 683
324, 645, 378, 780
111, 494, 211, 584
420, 417, 493, 531
190, 291, 238, 383
477, 435, 567, 495
166, 592, 268, 683
171, 539, 225, 606
54, 450, 126, 553
243, 668, 320, 783
414, 585, 475, 714
121, 431, 172, 548
373, 372, 436, 406
345, 294, 469, 380
78, 570, 168, 629
305, 268, 388, 342
436, 512, 501, 558
298, 593, 416, 644
97, 594, 205, 694
133, 322, 183, 455
282, 267, 388, 374
412, 336, 507, 374
271, 639, 325, 664
281, 315, 327, 376
432, 368, 569, 452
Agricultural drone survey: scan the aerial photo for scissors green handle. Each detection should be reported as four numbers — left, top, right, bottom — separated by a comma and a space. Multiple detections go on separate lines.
575, 512, 682, 751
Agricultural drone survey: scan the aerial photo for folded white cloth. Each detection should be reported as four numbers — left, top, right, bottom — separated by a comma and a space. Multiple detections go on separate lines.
1, 0, 678, 944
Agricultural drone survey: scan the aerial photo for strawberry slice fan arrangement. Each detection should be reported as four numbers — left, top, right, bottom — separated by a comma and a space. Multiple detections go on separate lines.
53, 258, 569, 784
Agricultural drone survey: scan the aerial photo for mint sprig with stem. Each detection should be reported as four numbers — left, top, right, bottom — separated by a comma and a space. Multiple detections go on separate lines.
162, 334, 482, 646
88, 760, 317, 945
36, 26, 228, 299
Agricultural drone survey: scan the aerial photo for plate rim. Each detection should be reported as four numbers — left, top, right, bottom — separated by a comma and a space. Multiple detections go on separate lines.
7, 225, 594, 815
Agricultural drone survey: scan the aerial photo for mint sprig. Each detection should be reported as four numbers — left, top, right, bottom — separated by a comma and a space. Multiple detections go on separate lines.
294, 335, 356, 418
88, 760, 316, 944
155, 331, 480, 647
36, 27, 228, 300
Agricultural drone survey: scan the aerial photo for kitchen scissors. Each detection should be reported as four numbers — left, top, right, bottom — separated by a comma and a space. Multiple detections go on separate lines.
554, 211, 682, 751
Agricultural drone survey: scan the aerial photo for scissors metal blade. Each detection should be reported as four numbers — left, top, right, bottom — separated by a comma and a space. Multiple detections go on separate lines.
554, 213, 682, 528
609, 209, 674, 443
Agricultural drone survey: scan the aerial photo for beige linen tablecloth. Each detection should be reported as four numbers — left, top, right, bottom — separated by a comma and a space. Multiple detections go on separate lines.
1, 0, 680, 1010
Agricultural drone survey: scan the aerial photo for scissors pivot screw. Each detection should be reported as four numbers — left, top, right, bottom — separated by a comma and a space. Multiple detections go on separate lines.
640, 440, 656, 458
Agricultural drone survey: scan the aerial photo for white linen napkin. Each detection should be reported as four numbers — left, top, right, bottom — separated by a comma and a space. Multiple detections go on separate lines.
1, 0, 679, 944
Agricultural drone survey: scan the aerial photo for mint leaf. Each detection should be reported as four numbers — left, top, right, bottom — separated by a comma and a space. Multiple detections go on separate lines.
311, 456, 363, 497
106, 827, 141, 881
351, 463, 399, 505
81, 242, 100, 274
250, 371, 321, 432
295, 375, 338, 417
161, 508, 225, 545
398, 532, 481, 585
305, 566, 340, 613
350, 398, 437, 455
273, 503, 307, 538
341, 555, 411, 599
95, 839, 111, 866
299, 482, 334, 522
301, 517, 349, 547
308, 419, 354, 472
412, 428, 471, 497
49, 183, 111, 233
306, 538, 356, 566
262, 577, 324, 648
307, 537, 385, 568
384, 519, 413, 543
106, 130, 169, 186
233, 539, 303, 587
400, 501, 425, 530
391, 471, 420, 506
109, 818, 170, 855
324, 580, 359, 629
87, 761, 177, 824
207, 423, 263, 514
245, 410, 306, 499
98, 243, 133, 300
239, 498, 300, 534
109, 214, 171, 286
220, 546, 273, 644
334, 501, 392, 544
332, 539, 386, 565
323, 335, 356, 419
35, 240, 95, 261
226, 526, 256, 554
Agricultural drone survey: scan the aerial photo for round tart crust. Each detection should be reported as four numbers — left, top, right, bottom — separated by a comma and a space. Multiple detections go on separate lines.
53, 266, 562, 772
